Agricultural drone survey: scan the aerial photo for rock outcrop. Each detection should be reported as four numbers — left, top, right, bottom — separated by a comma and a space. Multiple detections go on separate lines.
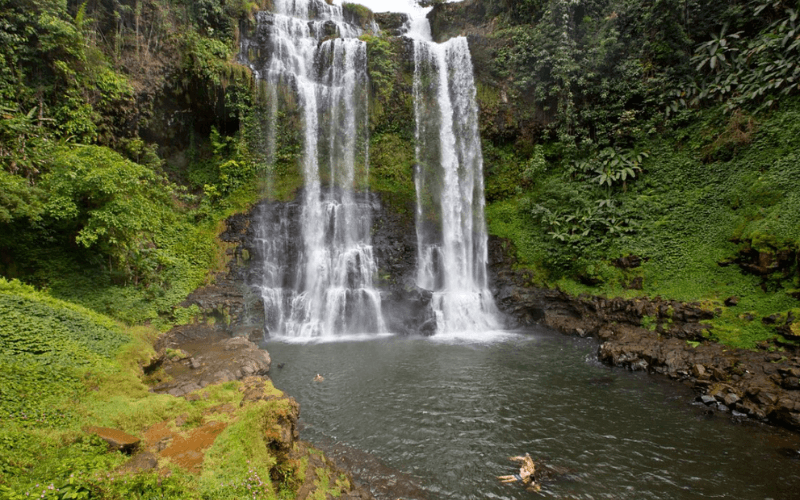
152, 329, 271, 397
84, 426, 141, 454
374, 12, 409, 36
227, 192, 436, 336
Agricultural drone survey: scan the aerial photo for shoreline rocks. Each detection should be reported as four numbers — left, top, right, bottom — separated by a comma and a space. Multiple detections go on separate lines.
143, 206, 378, 498
488, 235, 800, 433
151, 328, 271, 397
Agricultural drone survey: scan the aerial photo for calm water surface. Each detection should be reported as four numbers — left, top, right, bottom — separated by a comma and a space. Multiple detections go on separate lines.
264, 328, 800, 499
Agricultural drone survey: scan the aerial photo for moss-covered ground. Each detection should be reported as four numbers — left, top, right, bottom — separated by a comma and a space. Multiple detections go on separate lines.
0, 278, 351, 500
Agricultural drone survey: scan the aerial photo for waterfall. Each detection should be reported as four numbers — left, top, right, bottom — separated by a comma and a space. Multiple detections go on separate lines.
244, 0, 386, 337
409, 21, 501, 333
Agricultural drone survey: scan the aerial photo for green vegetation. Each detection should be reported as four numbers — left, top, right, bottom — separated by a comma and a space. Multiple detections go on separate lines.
342, 2, 374, 30
0, 278, 348, 499
0, 1, 327, 496
474, 0, 800, 349
0, 0, 271, 325
0, 278, 179, 498
2, 0, 800, 494
485, 99, 800, 350
362, 33, 417, 213
199, 397, 292, 498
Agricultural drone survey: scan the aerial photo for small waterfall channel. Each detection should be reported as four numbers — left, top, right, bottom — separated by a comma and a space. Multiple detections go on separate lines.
241, 0, 386, 337
408, 18, 501, 333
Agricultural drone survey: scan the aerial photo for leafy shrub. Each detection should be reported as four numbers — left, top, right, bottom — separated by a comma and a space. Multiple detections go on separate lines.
672, 2, 800, 113
41, 145, 177, 285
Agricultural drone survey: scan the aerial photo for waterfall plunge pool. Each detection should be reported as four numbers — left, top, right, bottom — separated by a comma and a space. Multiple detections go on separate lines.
264, 328, 800, 500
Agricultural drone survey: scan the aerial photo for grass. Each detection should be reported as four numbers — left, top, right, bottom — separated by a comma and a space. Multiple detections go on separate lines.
199, 402, 283, 498
485, 101, 800, 349
367, 131, 418, 219
0, 280, 173, 498
0, 277, 336, 500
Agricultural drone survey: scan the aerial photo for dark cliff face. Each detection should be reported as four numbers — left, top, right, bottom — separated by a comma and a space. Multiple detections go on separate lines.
370, 194, 438, 336
229, 191, 434, 337
425, 1, 551, 147
427, 0, 492, 43
374, 12, 409, 36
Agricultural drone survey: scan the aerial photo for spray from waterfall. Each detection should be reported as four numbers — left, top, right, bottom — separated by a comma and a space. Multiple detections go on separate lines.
408, 17, 501, 333
242, 0, 386, 337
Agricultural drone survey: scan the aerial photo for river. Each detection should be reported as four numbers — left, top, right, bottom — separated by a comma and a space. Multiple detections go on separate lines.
264, 327, 800, 499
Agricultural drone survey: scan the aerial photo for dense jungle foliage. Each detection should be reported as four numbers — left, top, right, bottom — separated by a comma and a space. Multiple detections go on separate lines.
0, 0, 269, 324
1, 0, 795, 342
437, 0, 800, 348
1, 0, 800, 494
0, 1, 295, 496
360, 0, 800, 349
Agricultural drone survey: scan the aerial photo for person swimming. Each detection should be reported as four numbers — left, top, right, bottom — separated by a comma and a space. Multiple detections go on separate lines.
498, 453, 540, 491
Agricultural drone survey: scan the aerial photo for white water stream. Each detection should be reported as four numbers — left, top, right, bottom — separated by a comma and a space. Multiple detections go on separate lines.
247, 0, 386, 337
245, 3, 499, 337
409, 18, 501, 333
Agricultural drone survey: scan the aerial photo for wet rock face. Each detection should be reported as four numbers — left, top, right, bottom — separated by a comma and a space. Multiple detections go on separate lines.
370, 196, 437, 335
427, 0, 490, 43
153, 328, 271, 397
487, 235, 800, 433
237, 192, 435, 336
599, 331, 800, 430
381, 284, 436, 336
374, 12, 409, 36
488, 236, 715, 340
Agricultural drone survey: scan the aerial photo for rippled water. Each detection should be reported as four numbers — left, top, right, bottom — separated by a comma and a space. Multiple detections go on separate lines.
264, 328, 800, 499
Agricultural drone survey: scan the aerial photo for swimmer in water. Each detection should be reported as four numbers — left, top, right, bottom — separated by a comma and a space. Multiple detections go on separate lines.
498, 453, 540, 491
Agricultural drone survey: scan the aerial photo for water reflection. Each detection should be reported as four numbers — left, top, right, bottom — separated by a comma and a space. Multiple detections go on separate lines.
265, 328, 800, 499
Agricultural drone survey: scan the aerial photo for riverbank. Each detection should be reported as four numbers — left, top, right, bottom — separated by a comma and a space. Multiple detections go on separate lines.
129, 210, 375, 499
489, 236, 800, 432
0, 210, 374, 500
216, 194, 800, 436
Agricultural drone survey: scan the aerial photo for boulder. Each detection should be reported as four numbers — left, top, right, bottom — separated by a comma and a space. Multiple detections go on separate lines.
84, 426, 140, 454
117, 452, 158, 474
231, 324, 264, 343
374, 12, 409, 36
700, 395, 716, 405
724, 296, 740, 307
724, 393, 741, 406
692, 364, 707, 377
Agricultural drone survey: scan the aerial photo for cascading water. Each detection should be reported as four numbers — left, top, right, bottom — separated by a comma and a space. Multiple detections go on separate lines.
243, 0, 386, 337
408, 19, 501, 333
